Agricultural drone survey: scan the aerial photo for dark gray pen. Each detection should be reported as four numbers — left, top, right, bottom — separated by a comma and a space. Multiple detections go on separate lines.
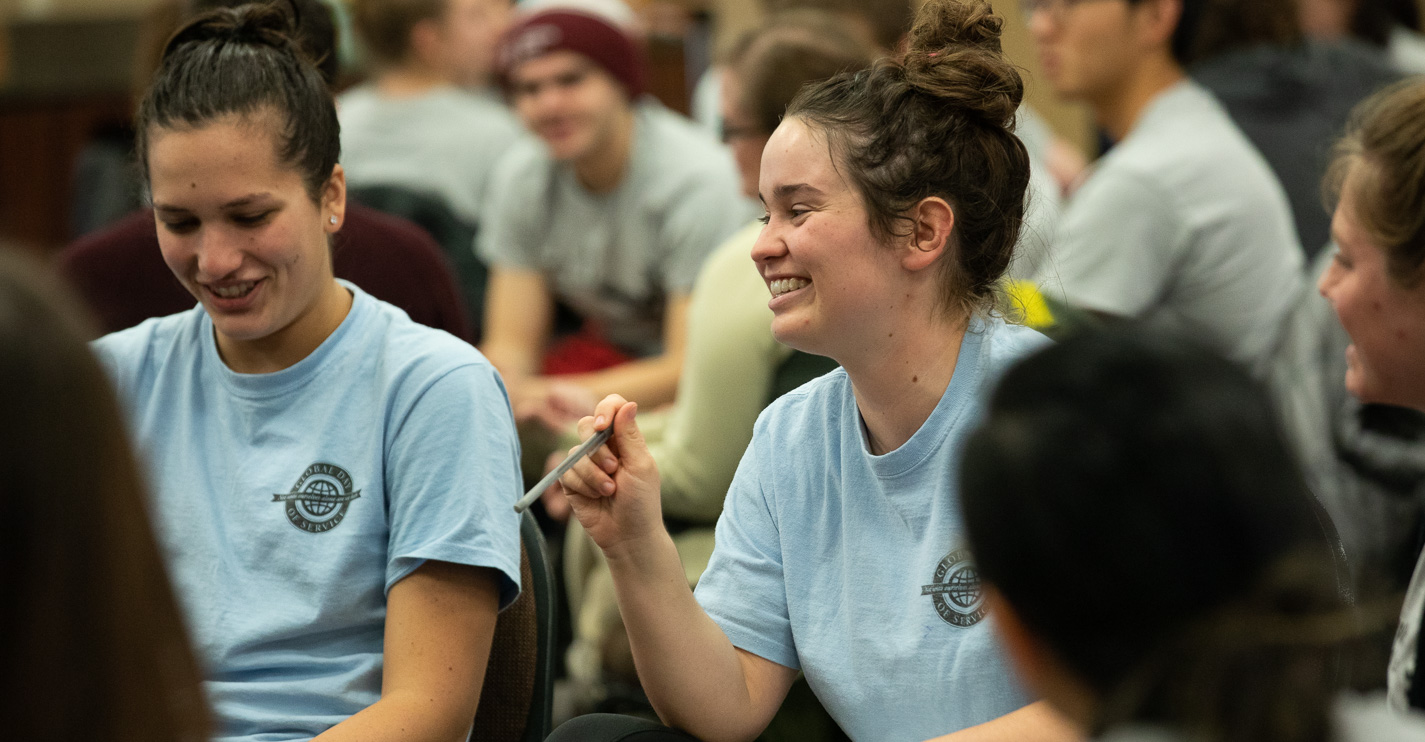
513, 426, 615, 513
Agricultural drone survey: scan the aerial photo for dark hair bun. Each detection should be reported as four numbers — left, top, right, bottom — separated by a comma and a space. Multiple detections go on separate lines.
163, 2, 299, 63
901, 0, 1023, 127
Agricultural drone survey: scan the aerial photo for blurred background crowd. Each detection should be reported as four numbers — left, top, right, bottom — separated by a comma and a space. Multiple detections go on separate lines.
5, 0, 1425, 739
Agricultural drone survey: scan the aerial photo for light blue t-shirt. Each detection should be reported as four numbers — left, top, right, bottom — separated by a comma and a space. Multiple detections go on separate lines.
694, 317, 1049, 742
93, 283, 522, 741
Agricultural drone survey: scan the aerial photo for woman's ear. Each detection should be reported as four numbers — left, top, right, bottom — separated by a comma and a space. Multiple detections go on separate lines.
323, 164, 347, 234
902, 196, 955, 273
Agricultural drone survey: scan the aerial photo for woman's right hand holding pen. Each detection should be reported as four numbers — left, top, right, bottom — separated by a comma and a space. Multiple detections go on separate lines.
558, 394, 666, 558
561, 395, 799, 738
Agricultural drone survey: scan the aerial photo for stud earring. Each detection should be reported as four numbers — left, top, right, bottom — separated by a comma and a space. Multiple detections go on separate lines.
329, 216, 338, 225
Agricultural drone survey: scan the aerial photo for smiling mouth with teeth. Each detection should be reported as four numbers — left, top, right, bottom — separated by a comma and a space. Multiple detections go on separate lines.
210, 281, 257, 299
770, 278, 810, 298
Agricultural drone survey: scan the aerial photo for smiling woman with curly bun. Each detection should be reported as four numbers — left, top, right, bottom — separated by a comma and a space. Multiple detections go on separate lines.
546, 1, 1081, 741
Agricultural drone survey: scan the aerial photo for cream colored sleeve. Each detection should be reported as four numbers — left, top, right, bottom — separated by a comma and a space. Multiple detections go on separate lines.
649, 223, 790, 523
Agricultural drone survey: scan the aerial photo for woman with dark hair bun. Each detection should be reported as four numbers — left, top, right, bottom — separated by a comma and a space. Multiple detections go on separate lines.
0, 248, 208, 741
93, 4, 522, 740
549, 1, 1078, 740
960, 327, 1425, 742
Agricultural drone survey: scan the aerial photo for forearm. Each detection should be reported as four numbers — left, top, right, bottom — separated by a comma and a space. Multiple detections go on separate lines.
924, 701, 1083, 742
312, 690, 474, 742
565, 352, 683, 408
479, 267, 553, 385
481, 339, 539, 384
315, 563, 499, 742
605, 532, 771, 742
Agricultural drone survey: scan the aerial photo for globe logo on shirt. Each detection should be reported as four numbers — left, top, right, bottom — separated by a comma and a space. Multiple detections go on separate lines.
272, 463, 362, 534
921, 548, 986, 628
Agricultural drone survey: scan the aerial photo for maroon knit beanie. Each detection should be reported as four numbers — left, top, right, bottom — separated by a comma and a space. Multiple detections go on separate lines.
496, 9, 646, 99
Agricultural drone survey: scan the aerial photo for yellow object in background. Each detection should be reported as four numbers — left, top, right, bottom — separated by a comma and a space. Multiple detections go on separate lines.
1005, 280, 1055, 330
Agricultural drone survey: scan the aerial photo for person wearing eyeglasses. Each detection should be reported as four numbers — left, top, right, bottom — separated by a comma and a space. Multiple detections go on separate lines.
1023, 0, 1304, 379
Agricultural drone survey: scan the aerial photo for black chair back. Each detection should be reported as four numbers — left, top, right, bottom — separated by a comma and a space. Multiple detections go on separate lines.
348, 185, 486, 340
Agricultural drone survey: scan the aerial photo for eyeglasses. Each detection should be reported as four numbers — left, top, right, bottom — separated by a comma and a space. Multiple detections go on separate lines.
1019, 0, 1125, 24
720, 120, 764, 144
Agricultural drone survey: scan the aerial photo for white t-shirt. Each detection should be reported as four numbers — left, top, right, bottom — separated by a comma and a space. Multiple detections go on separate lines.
1036, 80, 1304, 376
694, 317, 1051, 741
93, 284, 523, 740
478, 100, 750, 355
338, 84, 522, 224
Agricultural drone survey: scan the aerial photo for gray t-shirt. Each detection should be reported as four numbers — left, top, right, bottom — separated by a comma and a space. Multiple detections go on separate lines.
478, 100, 748, 355
1035, 80, 1304, 376
338, 84, 522, 224
1192, 41, 1402, 258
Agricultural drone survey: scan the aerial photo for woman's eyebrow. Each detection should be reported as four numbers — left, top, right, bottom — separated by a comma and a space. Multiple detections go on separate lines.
772, 183, 826, 200
221, 194, 276, 209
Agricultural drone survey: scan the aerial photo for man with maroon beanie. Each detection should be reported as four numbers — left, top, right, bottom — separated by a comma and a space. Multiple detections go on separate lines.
478, 0, 747, 432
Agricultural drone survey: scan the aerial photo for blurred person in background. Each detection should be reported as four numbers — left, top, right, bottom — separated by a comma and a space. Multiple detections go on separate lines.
688, 0, 909, 147
1025, 0, 1305, 378
1299, 0, 1425, 74
1188, 0, 1401, 258
479, 0, 747, 442
341, 0, 522, 227
0, 247, 208, 741
763, 0, 913, 52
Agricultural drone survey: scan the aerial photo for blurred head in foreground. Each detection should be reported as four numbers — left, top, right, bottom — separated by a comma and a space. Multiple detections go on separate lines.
962, 328, 1343, 741
0, 248, 207, 740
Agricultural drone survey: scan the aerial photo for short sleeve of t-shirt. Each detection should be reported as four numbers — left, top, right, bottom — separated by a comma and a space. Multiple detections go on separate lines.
694, 434, 800, 670
1044, 166, 1188, 316
384, 361, 523, 608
